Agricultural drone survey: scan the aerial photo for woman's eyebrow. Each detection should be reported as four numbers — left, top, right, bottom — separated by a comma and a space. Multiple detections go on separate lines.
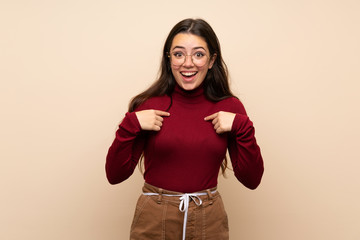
172, 46, 206, 51
172, 46, 185, 50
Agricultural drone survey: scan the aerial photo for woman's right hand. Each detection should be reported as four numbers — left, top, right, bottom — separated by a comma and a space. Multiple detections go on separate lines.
135, 110, 170, 131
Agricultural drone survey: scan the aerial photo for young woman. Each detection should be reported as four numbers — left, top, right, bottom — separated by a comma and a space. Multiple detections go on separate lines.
106, 18, 264, 240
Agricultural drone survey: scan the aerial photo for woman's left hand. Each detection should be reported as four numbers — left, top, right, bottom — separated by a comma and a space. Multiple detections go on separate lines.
204, 111, 236, 134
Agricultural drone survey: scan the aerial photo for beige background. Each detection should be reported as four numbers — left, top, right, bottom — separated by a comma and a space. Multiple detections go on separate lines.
1, 0, 359, 239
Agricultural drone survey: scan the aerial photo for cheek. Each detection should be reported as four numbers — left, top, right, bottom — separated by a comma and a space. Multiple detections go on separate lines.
170, 67, 182, 84
198, 67, 209, 76
170, 65, 181, 74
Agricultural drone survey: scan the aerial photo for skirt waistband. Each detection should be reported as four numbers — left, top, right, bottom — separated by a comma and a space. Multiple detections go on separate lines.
142, 182, 217, 196
142, 182, 219, 240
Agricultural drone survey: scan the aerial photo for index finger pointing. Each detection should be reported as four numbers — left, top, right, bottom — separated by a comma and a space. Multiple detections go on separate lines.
204, 112, 218, 121
154, 110, 170, 116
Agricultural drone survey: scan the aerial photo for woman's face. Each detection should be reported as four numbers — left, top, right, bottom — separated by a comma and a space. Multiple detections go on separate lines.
169, 33, 216, 91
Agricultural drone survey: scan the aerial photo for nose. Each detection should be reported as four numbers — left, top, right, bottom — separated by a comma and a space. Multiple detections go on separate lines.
183, 55, 194, 67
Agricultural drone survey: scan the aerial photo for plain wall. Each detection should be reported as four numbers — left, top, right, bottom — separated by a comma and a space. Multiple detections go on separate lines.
1, 0, 359, 239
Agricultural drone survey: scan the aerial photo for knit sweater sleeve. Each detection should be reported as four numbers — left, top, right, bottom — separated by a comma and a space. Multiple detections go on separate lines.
105, 111, 145, 184
227, 100, 264, 189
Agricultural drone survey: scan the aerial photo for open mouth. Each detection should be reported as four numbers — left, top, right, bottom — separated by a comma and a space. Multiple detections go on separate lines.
181, 71, 198, 77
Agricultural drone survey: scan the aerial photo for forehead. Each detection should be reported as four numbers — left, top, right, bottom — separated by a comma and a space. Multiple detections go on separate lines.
171, 33, 209, 51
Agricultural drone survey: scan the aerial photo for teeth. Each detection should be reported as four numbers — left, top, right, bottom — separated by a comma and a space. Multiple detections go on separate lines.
181, 72, 197, 77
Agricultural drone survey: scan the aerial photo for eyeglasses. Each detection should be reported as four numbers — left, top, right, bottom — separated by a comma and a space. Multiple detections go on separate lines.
168, 50, 209, 67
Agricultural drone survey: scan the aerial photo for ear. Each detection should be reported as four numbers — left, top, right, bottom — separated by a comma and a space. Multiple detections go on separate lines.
208, 53, 217, 69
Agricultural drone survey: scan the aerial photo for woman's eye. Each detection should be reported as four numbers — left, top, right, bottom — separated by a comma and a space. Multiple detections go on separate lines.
194, 52, 205, 58
173, 52, 184, 58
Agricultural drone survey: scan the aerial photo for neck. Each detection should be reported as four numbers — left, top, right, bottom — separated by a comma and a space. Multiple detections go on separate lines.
172, 83, 206, 104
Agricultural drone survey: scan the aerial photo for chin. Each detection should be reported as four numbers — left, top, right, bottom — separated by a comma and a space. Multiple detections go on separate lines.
179, 82, 199, 91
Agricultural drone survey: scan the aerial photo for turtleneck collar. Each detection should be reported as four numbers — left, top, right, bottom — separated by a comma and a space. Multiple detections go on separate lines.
172, 83, 206, 104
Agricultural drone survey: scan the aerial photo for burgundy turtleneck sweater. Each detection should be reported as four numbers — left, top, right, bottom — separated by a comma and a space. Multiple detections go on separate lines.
106, 85, 264, 192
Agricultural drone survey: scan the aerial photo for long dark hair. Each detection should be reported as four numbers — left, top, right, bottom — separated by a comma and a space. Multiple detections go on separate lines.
129, 18, 235, 174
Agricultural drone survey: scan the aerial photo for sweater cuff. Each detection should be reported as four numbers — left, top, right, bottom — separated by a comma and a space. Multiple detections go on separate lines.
118, 112, 142, 137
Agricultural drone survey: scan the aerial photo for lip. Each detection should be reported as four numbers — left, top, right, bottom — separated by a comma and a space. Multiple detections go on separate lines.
180, 71, 198, 82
